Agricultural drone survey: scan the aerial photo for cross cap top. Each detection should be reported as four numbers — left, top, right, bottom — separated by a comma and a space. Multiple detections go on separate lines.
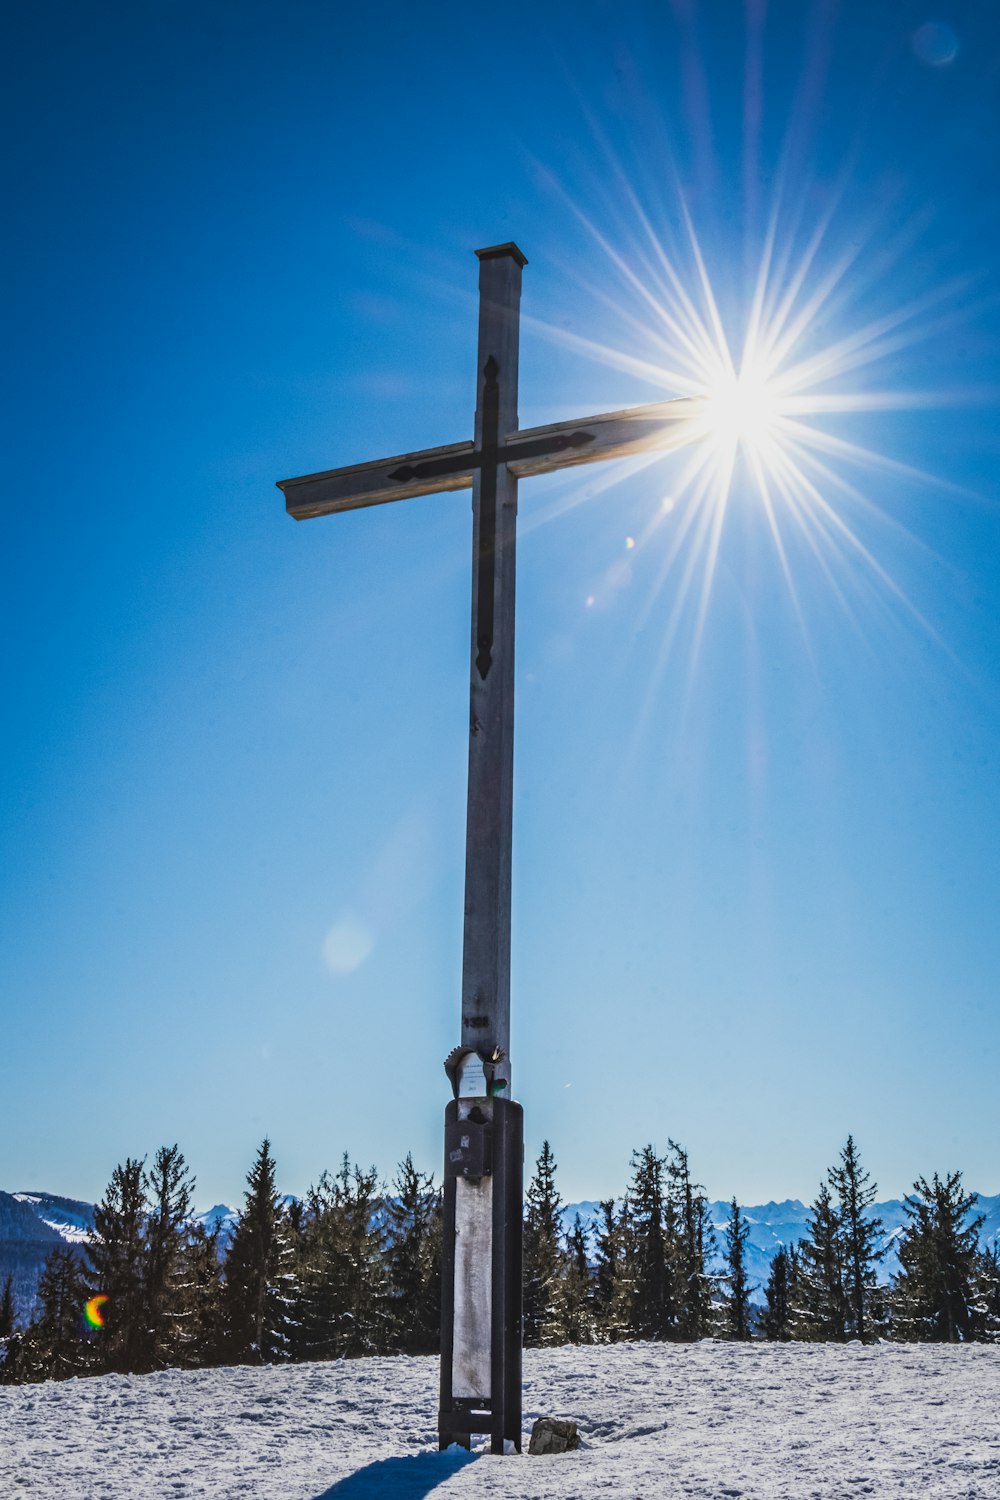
474, 242, 528, 268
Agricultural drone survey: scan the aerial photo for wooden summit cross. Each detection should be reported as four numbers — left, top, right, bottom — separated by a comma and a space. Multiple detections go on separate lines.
277, 243, 694, 1454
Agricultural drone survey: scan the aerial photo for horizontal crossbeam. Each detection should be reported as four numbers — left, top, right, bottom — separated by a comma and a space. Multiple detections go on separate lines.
277, 396, 698, 521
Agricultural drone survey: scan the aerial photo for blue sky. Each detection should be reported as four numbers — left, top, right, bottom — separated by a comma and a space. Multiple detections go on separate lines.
3, 0, 999, 1211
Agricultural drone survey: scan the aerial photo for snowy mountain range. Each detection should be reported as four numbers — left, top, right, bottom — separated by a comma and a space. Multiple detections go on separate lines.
3, 1186, 997, 1322
559, 1196, 1000, 1303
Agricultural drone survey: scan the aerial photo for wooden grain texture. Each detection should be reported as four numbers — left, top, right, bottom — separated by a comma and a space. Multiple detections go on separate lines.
277, 440, 475, 520
459, 249, 521, 1087
451, 1176, 493, 1400
277, 398, 698, 521
506, 396, 697, 476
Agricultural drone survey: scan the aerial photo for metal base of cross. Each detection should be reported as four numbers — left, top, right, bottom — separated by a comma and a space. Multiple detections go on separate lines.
438, 1096, 523, 1454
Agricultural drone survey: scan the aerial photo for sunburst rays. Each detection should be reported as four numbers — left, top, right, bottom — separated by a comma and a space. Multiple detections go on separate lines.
525, 185, 976, 682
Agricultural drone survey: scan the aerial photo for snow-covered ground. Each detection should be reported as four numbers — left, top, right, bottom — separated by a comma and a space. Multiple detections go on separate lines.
2, 1341, 998, 1498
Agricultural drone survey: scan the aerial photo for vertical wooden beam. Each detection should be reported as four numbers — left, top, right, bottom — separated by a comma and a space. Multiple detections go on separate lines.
447, 246, 525, 1432
460, 243, 526, 1084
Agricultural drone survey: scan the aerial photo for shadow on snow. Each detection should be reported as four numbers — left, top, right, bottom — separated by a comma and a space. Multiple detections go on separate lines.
312, 1449, 479, 1498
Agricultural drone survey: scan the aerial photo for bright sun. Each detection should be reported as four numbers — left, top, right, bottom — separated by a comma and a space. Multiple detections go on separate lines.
699, 361, 782, 458
532, 187, 954, 669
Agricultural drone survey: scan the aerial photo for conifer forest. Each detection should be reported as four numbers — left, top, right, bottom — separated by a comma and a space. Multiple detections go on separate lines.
2, 1134, 997, 1385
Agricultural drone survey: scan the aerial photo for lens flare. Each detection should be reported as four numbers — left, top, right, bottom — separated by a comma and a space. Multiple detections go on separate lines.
84, 1294, 108, 1329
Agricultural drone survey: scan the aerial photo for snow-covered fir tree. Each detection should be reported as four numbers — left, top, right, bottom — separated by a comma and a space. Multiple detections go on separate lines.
979, 1243, 1000, 1342
223, 1139, 296, 1363
329, 1155, 389, 1356
292, 1156, 388, 1360
560, 1214, 597, 1345
142, 1144, 195, 1369
523, 1141, 565, 1346
792, 1181, 845, 1341
665, 1141, 716, 1340
628, 1145, 675, 1339
723, 1197, 753, 1340
180, 1220, 225, 1367
0, 1274, 14, 1338
893, 1171, 988, 1343
592, 1196, 634, 1342
384, 1154, 440, 1354
828, 1135, 885, 1341
292, 1174, 348, 1362
761, 1244, 797, 1340
88, 1157, 149, 1373
1, 1248, 92, 1383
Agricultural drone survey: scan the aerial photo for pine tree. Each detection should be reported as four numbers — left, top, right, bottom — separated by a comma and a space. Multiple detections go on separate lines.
87, 1157, 149, 1373
787, 1243, 803, 1327
293, 1156, 388, 1361
223, 1139, 295, 1363
893, 1171, 986, 1342
182, 1222, 225, 1367
292, 1171, 342, 1362
332, 1156, 388, 1356
628, 1145, 673, 1339
723, 1198, 752, 1340
792, 1182, 845, 1341
666, 1141, 715, 1340
385, 1154, 440, 1355
761, 1245, 794, 1340
11, 1248, 92, 1382
0, 1331, 22, 1384
523, 1141, 565, 1347
828, 1136, 884, 1341
142, 1144, 195, 1369
592, 1197, 633, 1342
560, 1215, 596, 1345
0, 1274, 14, 1338
978, 1242, 1000, 1342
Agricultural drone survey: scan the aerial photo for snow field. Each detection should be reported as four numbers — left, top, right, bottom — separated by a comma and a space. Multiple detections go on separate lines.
1, 1340, 998, 1499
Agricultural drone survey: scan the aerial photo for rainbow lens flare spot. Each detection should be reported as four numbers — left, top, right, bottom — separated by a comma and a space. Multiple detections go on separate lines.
84, 1295, 108, 1329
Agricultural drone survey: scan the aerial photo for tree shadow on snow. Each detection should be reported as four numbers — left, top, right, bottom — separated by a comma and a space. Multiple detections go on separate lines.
312, 1449, 479, 1498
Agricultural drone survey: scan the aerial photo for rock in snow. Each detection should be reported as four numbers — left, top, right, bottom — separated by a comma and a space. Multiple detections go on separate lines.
528, 1415, 580, 1454
2, 1341, 998, 1498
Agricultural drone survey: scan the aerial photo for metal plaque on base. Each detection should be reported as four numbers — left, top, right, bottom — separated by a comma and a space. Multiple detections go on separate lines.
438, 1096, 523, 1454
